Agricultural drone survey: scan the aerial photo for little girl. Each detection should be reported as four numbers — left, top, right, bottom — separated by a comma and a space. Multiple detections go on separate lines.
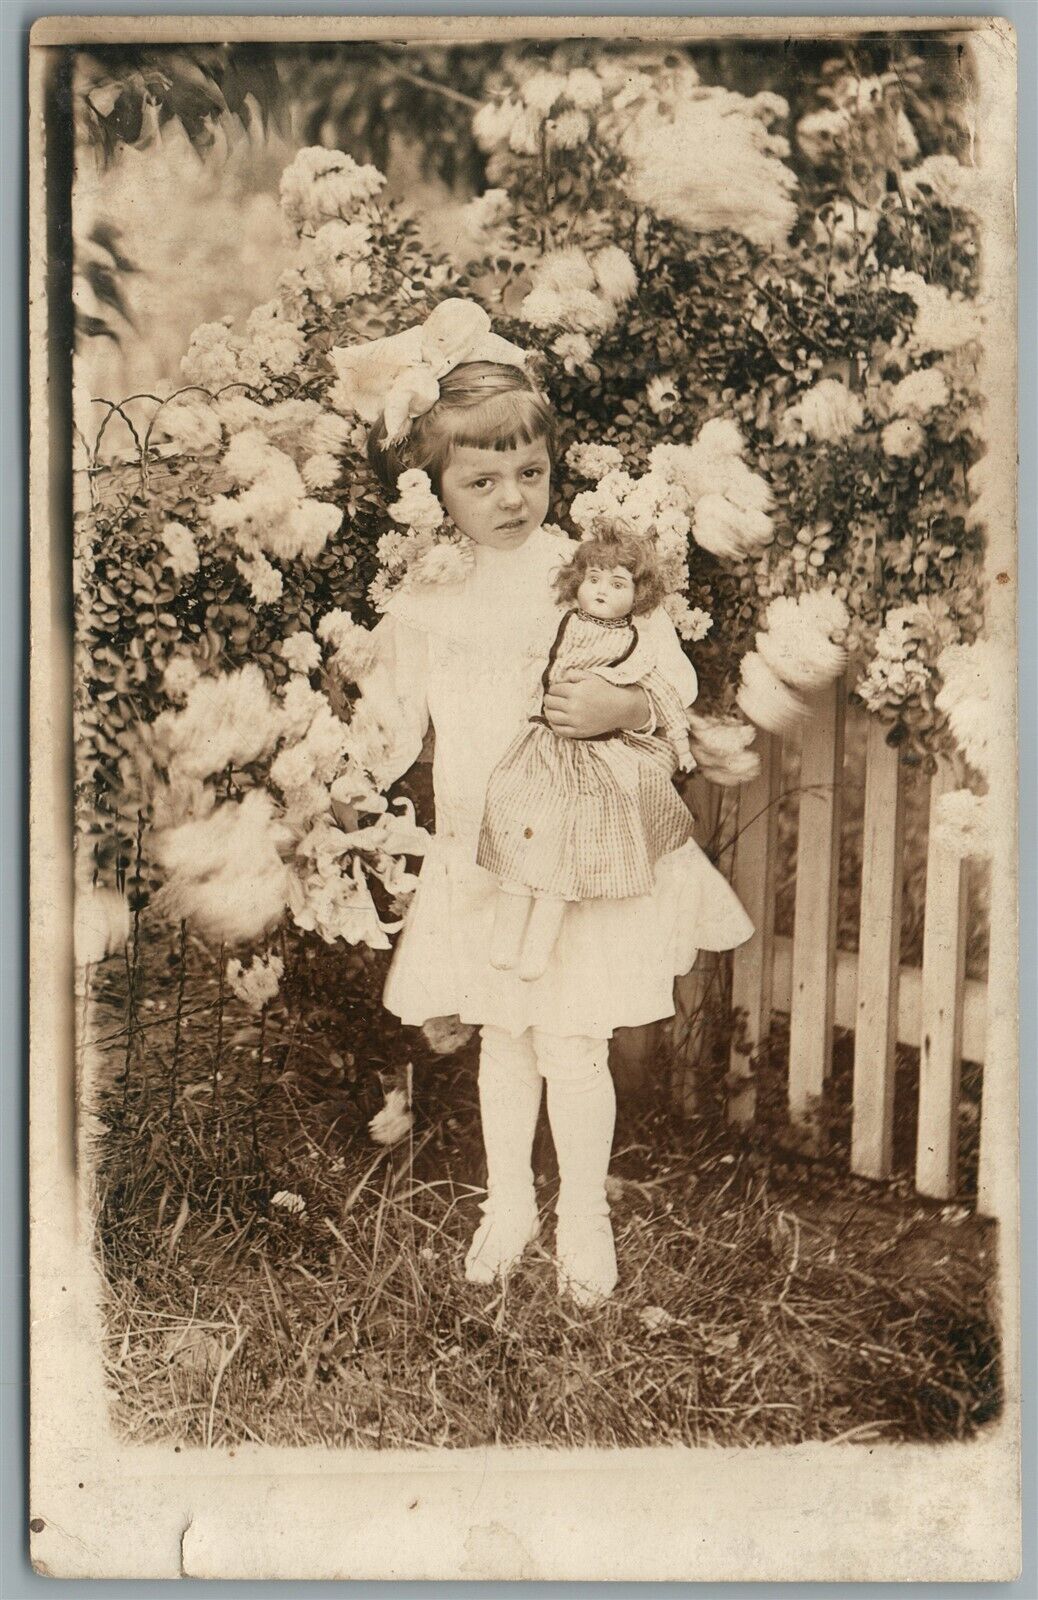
348, 301, 753, 1307
478, 532, 698, 982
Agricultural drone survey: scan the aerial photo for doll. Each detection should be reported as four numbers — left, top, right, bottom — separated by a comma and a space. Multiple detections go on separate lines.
477, 530, 698, 981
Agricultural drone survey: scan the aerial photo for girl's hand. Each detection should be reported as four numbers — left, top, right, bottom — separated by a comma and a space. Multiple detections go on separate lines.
543, 670, 651, 739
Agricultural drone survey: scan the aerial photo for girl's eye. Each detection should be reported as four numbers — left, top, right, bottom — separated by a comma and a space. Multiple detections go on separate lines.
471, 478, 493, 490
522, 467, 543, 480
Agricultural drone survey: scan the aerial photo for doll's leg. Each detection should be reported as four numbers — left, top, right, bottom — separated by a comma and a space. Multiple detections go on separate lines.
489, 882, 534, 971
464, 1025, 543, 1285
532, 1030, 617, 1307
517, 895, 567, 983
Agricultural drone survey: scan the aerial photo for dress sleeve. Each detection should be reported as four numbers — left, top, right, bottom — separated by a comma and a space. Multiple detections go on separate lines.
358, 614, 431, 790
637, 606, 700, 708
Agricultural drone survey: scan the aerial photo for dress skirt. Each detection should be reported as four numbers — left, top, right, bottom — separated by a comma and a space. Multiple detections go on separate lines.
384, 824, 755, 1042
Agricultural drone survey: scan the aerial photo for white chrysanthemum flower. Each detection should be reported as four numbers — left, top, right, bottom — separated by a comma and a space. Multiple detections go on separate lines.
591, 245, 638, 305
903, 153, 978, 212
693, 494, 774, 561
473, 97, 520, 152
302, 452, 341, 491
280, 675, 326, 741
388, 468, 444, 532
623, 91, 799, 251
307, 412, 353, 456
153, 789, 290, 946
756, 590, 849, 691
280, 632, 322, 675
934, 638, 1008, 780
226, 951, 284, 1012
180, 318, 241, 389
279, 146, 385, 230
161, 521, 199, 578
565, 443, 622, 483
687, 710, 757, 761
163, 654, 202, 702
933, 788, 991, 859
551, 331, 595, 373
564, 67, 604, 111
236, 552, 284, 605
663, 593, 713, 642
736, 651, 811, 734
317, 609, 379, 683
160, 396, 223, 455
74, 885, 129, 967
888, 268, 985, 354
459, 187, 512, 239
887, 367, 950, 419
521, 69, 568, 116
795, 106, 852, 165
647, 374, 680, 415
152, 664, 283, 780
778, 378, 864, 446
545, 108, 591, 150
369, 1086, 413, 1146
881, 417, 926, 459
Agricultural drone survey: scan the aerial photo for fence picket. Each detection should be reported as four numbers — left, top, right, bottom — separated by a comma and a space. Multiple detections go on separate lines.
728, 732, 780, 1124
670, 775, 722, 1116
787, 679, 845, 1130
850, 722, 905, 1179
915, 759, 969, 1199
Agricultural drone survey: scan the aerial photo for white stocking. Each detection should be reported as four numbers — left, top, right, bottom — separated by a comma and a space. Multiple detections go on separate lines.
533, 1031, 618, 1305
465, 1026, 543, 1285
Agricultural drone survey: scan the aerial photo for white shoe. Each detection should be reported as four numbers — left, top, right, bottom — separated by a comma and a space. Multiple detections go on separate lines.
555, 1212, 618, 1308
464, 1194, 540, 1285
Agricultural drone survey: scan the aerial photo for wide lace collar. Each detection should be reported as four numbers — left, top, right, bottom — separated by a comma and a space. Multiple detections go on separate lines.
384, 524, 574, 650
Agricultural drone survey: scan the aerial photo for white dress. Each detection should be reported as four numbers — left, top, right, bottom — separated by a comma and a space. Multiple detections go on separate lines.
365, 523, 754, 1041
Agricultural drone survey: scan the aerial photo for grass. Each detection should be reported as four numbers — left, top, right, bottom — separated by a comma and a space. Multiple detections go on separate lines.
87, 930, 1001, 1452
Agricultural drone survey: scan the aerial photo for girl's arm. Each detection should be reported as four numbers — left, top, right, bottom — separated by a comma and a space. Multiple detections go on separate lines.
543, 608, 696, 739
543, 674, 651, 738
352, 615, 431, 789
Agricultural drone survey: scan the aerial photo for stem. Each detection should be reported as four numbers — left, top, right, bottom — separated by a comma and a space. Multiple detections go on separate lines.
212, 944, 226, 1165
120, 810, 145, 1111
168, 919, 188, 1119
251, 1002, 268, 1173
374, 51, 482, 110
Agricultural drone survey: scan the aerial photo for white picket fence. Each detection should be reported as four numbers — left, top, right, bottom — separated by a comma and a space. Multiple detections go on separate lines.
619, 675, 995, 1212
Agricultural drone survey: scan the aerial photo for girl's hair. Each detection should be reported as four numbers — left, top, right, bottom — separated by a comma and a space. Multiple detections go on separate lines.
367, 361, 557, 497
555, 530, 667, 617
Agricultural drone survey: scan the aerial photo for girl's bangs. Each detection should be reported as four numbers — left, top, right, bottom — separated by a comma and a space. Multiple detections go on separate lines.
444, 390, 552, 454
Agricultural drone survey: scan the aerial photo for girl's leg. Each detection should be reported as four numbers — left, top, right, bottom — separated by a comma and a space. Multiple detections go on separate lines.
489, 882, 534, 971
517, 895, 567, 983
464, 1025, 543, 1285
532, 1030, 617, 1307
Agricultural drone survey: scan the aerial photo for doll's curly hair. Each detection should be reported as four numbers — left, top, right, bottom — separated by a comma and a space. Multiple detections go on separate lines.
554, 528, 667, 617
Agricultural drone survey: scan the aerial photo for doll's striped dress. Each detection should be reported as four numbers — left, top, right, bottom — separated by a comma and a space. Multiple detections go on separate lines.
476, 607, 696, 902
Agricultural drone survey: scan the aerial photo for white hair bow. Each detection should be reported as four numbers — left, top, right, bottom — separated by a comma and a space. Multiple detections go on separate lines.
329, 299, 528, 444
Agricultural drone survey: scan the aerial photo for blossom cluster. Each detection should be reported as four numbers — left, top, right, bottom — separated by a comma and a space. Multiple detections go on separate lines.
207, 426, 343, 598
518, 245, 639, 369
226, 951, 284, 1012
854, 598, 955, 721
737, 588, 850, 734
278, 146, 386, 233
181, 301, 306, 393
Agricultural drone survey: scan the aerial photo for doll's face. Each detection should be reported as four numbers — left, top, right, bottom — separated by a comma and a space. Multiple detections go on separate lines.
577, 563, 636, 620
438, 439, 551, 549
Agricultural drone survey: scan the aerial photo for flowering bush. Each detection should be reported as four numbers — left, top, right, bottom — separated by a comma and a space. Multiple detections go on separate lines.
75, 41, 993, 989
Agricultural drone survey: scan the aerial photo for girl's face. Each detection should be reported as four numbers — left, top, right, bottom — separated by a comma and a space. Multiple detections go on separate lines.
577, 563, 636, 620
438, 438, 551, 549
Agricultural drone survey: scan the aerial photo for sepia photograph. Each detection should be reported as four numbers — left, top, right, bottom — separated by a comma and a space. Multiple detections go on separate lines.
28, 13, 1019, 1581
